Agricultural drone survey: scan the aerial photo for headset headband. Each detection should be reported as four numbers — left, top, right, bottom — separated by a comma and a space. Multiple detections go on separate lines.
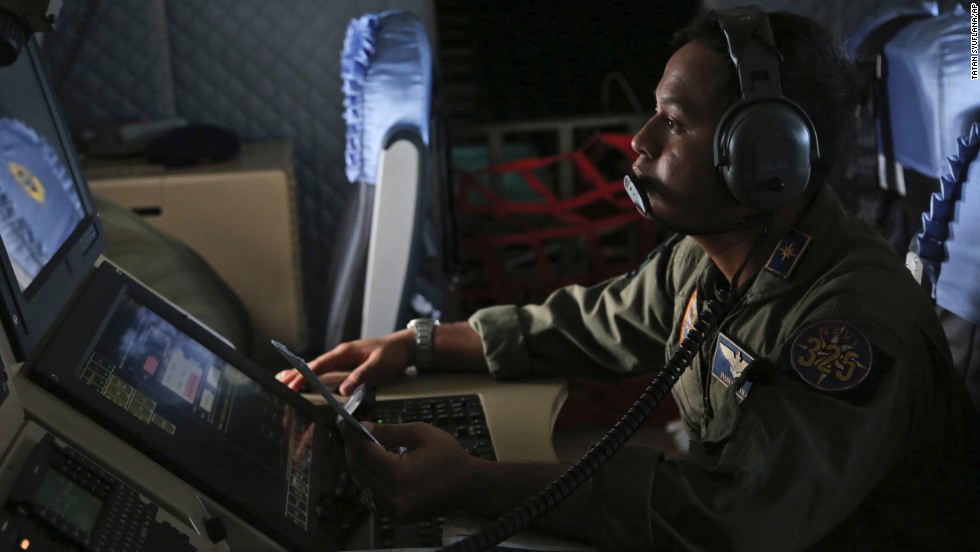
714, 6, 783, 102
710, 6, 821, 213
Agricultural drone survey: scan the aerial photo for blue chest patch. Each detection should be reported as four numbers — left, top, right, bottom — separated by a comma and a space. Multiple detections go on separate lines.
790, 321, 873, 392
712, 333, 754, 401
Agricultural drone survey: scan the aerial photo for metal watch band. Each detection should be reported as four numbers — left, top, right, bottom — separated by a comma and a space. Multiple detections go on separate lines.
407, 318, 439, 371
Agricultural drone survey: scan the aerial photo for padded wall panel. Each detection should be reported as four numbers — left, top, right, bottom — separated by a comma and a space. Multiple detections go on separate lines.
41, 0, 436, 349
41, 0, 176, 130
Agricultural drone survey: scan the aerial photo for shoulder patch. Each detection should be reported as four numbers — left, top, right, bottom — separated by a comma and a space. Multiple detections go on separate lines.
790, 320, 873, 392
765, 228, 812, 279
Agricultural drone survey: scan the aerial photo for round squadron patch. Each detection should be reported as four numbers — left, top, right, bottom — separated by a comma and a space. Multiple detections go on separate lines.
791, 320, 873, 392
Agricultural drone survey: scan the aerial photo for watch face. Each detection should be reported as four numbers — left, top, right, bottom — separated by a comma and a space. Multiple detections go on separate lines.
409, 319, 438, 340
408, 319, 436, 370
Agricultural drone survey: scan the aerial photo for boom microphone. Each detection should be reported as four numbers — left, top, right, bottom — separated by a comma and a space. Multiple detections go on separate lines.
623, 174, 771, 236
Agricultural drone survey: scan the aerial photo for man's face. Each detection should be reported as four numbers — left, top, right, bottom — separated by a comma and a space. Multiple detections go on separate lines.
631, 39, 755, 230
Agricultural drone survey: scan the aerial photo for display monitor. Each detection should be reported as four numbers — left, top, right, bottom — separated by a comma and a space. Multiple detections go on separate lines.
0, 38, 104, 361
27, 263, 356, 551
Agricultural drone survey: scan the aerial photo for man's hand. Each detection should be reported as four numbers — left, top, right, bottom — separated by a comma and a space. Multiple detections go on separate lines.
340, 420, 482, 521
276, 330, 414, 395
340, 420, 594, 542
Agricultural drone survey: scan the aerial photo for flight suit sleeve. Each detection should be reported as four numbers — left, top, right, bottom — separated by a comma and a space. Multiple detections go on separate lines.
583, 317, 953, 551
467, 245, 678, 381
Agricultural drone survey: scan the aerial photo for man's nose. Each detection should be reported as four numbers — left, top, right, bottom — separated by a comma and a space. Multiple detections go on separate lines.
631, 117, 661, 159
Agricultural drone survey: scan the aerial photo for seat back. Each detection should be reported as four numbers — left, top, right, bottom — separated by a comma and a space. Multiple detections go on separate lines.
885, 5, 980, 413
915, 123, 980, 411
848, 4, 980, 411
323, 10, 455, 347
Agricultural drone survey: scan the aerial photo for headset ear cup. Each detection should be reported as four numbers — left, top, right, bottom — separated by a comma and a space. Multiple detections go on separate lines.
715, 100, 816, 212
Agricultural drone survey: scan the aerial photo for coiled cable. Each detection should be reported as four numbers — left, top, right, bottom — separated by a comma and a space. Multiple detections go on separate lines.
441, 296, 732, 552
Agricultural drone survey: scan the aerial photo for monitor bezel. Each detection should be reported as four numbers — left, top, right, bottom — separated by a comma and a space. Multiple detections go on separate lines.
0, 38, 106, 363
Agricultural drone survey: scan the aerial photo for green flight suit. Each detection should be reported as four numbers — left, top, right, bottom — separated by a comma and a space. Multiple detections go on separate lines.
469, 184, 979, 551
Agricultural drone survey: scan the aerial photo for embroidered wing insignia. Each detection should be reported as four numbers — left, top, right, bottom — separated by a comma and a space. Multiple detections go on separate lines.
712, 333, 754, 401
722, 345, 749, 379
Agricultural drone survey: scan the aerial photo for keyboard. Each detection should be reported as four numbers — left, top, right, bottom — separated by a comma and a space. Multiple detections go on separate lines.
367, 394, 495, 548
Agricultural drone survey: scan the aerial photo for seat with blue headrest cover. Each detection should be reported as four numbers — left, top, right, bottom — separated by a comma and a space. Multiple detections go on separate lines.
323, 10, 456, 348
915, 123, 980, 412
881, 4, 980, 413
848, 3, 980, 412
885, 4, 980, 411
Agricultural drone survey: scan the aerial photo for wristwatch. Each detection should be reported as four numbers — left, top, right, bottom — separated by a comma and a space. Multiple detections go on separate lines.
407, 318, 439, 371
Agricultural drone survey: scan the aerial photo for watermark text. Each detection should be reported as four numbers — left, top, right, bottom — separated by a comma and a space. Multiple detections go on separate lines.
972, 3, 978, 79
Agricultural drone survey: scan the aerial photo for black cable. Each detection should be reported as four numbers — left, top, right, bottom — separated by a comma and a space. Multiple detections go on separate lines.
441, 220, 780, 551
440, 296, 732, 552
729, 223, 771, 299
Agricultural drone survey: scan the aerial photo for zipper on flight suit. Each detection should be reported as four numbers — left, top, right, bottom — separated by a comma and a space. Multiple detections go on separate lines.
693, 281, 717, 432
696, 223, 767, 433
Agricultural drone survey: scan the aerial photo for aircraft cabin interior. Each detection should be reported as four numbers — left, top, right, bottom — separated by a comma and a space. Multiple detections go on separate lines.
0, 1, 976, 551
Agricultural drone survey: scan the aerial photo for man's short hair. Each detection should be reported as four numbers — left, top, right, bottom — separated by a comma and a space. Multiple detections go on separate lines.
673, 9, 857, 187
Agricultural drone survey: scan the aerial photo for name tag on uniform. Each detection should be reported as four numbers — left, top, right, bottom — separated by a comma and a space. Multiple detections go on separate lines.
712, 333, 754, 401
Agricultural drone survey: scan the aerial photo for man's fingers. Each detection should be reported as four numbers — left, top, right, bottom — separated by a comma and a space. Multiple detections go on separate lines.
308, 342, 360, 372
340, 421, 468, 521
341, 422, 390, 478
275, 369, 305, 390
341, 425, 385, 490
306, 351, 336, 372
341, 421, 423, 453
339, 360, 375, 395
339, 372, 362, 396
369, 421, 429, 449
276, 365, 352, 393
317, 371, 349, 390
341, 421, 385, 451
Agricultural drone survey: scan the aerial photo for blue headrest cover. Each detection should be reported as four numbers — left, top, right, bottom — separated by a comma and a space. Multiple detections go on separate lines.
917, 122, 980, 325
341, 10, 432, 185
846, 3, 936, 59
884, 5, 980, 177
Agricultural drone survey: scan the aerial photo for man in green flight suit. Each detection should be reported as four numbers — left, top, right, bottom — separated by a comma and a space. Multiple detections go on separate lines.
279, 6, 979, 551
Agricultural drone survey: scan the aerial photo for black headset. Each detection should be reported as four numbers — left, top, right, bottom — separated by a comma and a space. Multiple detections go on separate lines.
713, 5, 820, 213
